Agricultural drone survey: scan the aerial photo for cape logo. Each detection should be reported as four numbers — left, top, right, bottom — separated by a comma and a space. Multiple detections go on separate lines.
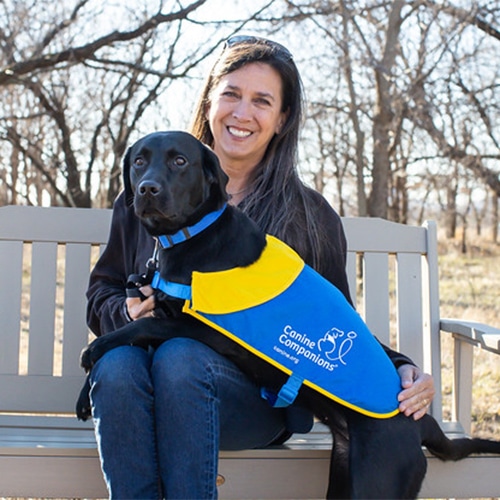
318, 327, 357, 364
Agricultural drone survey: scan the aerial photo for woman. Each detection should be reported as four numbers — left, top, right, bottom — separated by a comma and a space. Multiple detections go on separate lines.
86, 36, 435, 499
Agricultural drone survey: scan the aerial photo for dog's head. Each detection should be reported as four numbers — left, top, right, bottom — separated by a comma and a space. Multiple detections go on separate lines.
123, 131, 228, 235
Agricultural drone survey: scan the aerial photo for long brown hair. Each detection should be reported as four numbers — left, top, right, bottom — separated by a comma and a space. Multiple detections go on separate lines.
189, 37, 328, 272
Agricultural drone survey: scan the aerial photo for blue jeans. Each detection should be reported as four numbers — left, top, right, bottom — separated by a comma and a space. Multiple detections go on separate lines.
90, 338, 288, 499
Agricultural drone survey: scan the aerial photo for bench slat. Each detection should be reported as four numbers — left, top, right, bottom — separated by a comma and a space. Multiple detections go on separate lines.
0, 240, 23, 375
342, 217, 427, 253
396, 252, 424, 367
0, 374, 85, 414
0, 205, 112, 244
345, 251, 357, 305
362, 252, 390, 345
62, 243, 93, 376
28, 241, 58, 376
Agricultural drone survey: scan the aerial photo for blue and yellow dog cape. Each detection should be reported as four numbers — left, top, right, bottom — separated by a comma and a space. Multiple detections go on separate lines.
153, 230, 401, 419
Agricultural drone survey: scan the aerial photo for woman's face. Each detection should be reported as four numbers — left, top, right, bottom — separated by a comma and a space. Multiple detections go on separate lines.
206, 62, 286, 172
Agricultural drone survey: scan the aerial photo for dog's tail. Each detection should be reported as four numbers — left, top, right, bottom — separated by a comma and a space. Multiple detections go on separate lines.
419, 414, 500, 461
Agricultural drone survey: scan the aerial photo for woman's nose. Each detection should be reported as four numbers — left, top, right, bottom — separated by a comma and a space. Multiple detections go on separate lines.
232, 99, 252, 121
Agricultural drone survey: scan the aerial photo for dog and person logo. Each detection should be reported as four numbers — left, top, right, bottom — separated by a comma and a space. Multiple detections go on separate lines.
183, 235, 401, 419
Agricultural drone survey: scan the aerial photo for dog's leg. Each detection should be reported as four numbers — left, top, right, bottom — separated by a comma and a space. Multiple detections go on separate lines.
299, 393, 351, 499
326, 427, 350, 499
80, 316, 198, 371
347, 411, 427, 499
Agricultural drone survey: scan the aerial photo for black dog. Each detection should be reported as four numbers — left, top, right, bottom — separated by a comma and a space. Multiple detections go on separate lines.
77, 131, 500, 499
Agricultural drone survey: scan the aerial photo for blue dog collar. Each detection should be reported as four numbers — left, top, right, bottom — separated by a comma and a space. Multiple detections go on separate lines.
157, 204, 227, 248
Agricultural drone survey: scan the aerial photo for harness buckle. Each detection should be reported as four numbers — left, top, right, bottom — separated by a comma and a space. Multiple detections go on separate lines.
261, 374, 304, 408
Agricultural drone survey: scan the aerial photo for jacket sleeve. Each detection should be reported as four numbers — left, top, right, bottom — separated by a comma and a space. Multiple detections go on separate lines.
86, 193, 154, 337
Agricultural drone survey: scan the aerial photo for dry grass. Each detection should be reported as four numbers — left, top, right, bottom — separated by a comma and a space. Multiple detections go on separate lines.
437, 234, 500, 439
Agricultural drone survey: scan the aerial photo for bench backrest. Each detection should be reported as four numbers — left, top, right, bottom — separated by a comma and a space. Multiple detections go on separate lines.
0, 206, 442, 419
0, 206, 112, 414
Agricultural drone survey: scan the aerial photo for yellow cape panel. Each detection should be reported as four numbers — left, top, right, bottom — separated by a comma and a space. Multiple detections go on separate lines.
190, 235, 304, 315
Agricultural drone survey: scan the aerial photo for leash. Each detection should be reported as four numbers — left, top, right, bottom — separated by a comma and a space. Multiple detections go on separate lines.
125, 239, 159, 299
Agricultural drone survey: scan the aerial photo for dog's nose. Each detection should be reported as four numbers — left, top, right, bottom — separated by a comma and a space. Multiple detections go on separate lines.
137, 180, 162, 196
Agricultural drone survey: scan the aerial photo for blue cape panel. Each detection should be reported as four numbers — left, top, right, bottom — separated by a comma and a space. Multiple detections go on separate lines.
184, 259, 401, 418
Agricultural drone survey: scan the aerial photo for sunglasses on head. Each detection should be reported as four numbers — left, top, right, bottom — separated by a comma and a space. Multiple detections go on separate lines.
224, 35, 293, 60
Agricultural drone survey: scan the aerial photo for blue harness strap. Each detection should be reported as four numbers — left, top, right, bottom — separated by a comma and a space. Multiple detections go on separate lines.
261, 374, 305, 408
151, 272, 192, 300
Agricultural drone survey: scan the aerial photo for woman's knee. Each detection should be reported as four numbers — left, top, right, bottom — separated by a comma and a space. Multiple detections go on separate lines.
90, 345, 152, 396
151, 338, 224, 386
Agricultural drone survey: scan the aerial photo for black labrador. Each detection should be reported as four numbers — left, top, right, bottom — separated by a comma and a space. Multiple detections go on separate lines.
76, 131, 500, 499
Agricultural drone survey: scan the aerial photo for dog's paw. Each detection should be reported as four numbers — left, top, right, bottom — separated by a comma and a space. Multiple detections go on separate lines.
80, 338, 106, 371
75, 377, 92, 421
76, 401, 92, 421
80, 346, 94, 371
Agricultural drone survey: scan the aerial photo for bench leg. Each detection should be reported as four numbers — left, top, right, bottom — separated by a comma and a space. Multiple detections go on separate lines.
452, 337, 473, 435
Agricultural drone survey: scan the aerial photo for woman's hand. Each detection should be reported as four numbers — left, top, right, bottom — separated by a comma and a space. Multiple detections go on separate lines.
397, 364, 435, 420
125, 285, 156, 320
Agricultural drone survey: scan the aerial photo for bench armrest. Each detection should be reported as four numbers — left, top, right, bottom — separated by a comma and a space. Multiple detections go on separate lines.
440, 319, 500, 355
439, 319, 500, 435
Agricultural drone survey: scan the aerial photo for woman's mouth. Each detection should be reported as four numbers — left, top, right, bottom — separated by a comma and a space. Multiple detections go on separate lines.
227, 126, 252, 138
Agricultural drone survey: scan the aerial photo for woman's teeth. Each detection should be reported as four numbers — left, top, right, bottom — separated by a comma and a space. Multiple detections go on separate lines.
228, 127, 252, 138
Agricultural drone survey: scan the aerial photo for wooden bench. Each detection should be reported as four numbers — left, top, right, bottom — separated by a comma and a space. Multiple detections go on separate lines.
0, 204, 499, 499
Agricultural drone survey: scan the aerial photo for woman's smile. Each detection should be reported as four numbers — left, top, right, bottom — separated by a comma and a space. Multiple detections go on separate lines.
227, 126, 253, 138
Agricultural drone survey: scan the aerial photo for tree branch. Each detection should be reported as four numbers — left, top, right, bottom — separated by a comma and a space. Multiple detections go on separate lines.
0, 0, 207, 85
422, 0, 500, 41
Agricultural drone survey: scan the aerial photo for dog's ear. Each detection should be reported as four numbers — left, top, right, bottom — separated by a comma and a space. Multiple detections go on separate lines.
200, 143, 229, 200
122, 146, 134, 205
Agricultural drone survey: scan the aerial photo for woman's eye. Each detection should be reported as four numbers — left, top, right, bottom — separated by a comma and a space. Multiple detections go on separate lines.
255, 98, 271, 106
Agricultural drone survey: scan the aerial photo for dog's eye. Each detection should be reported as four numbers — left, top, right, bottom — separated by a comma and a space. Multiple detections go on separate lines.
174, 156, 187, 168
134, 157, 146, 167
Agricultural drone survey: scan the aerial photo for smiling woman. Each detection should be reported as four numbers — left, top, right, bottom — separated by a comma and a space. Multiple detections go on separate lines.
189, 37, 310, 258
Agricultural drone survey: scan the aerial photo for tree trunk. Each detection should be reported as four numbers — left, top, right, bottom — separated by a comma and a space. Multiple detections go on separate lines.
492, 191, 499, 243
368, 0, 404, 218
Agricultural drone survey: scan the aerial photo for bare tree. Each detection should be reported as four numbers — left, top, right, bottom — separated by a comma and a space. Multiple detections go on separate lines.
281, 0, 499, 230
367, 0, 405, 218
2, 0, 499, 228
0, 0, 208, 86
0, 0, 276, 207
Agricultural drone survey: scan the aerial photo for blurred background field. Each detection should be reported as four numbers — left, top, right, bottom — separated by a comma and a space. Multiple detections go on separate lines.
437, 233, 500, 439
